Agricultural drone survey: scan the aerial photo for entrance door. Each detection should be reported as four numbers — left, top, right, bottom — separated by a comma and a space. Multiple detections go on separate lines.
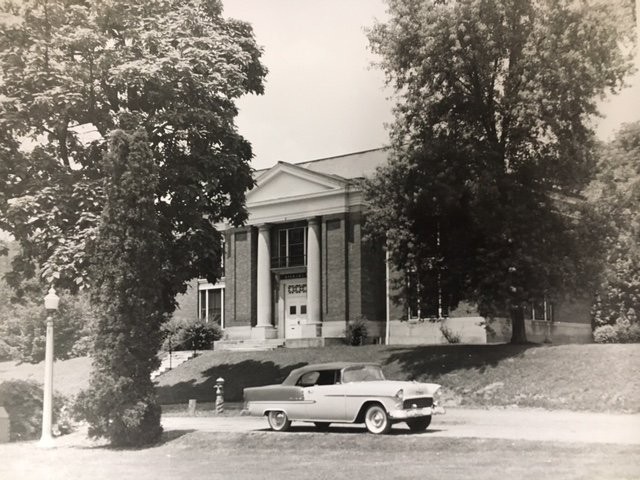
284, 281, 307, 339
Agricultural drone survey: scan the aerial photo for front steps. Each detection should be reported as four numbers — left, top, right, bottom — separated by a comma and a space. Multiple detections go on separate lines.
151, 350, 195, 379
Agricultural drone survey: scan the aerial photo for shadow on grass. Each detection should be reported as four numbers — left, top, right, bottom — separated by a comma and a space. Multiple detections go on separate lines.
156, 360, 306, 405
382, 343, 540, 380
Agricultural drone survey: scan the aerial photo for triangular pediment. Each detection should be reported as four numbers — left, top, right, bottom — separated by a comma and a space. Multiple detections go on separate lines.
247, 162, 348, 204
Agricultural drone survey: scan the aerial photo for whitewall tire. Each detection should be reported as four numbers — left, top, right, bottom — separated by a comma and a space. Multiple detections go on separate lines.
267, 411, 291, 432
364, 404, 391, 434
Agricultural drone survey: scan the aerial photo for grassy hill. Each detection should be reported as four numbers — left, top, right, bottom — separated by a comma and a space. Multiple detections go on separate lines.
155, 343, 640, 413
1, 344, 638, 412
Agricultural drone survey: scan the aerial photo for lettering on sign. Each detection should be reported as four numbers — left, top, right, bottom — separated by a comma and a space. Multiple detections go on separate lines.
287, 284, 307, 295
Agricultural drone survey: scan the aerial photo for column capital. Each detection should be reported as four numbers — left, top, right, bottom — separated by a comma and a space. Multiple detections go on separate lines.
307, 217, 320, 226
256, 223, 271, 233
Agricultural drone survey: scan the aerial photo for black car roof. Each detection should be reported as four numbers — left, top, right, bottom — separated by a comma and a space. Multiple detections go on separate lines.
282, 362, 380, 385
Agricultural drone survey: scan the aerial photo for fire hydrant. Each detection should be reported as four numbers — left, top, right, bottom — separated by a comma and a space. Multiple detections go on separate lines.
215, 377, 225, 414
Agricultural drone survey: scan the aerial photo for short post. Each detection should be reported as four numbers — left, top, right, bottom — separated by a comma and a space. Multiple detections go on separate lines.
215, 377, 225, 414
187, 399, 197, 416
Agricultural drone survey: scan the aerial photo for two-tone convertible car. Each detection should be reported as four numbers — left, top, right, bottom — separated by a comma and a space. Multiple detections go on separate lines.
243, 362, 444, 434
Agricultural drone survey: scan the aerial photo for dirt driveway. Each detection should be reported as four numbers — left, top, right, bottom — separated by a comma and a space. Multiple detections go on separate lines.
161, 407, 640, 445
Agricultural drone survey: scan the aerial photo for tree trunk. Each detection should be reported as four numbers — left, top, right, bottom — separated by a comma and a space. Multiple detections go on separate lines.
510, 305, 528, 344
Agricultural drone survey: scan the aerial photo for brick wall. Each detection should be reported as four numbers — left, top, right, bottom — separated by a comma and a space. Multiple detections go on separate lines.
347, 211, 363, 320
173, 278, 199, 322
322, 214, 347, 323
224, 228, 256, 327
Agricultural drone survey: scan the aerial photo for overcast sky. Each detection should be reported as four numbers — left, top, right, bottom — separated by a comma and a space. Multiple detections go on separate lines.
223, 0, 640, 171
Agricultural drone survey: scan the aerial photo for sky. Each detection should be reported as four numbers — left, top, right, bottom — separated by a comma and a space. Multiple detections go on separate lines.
222, 0, 640, 171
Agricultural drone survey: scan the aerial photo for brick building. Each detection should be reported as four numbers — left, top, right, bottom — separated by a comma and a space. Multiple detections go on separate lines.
173, 148, 593, 346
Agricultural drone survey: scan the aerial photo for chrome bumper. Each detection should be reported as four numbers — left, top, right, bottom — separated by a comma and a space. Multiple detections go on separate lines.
389, 405, 446, 420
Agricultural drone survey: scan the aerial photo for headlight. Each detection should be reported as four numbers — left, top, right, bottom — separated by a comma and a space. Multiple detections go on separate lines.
394, 389, 404, 403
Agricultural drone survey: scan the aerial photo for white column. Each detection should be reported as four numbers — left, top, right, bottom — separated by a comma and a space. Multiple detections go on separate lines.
307, 217, 321, 327
256, 224, 272, 327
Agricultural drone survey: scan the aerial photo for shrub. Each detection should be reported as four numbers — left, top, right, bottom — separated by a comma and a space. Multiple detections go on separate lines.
162, 317, 223, 353
345, 319, 368, 346
593, 314, 640, 344
0, 380, 71, 441
593, 324, 619, 343
440, 323, 462, 344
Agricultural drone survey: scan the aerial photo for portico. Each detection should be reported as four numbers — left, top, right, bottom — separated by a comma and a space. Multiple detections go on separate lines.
217, 155, 388, 344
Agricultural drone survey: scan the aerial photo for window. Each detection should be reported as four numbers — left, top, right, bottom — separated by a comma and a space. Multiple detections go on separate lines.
289, 305, 297, 315
527, 299, 553, 322
198, 287, 224, 326
274, 226, 307, 267
406, 217, 448, 320
406, 266, 448, 320
342, 365, 385, 383
296, 370, 340, 387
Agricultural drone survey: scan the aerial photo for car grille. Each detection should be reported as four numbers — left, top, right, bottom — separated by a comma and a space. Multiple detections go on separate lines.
403, 397, 433, 409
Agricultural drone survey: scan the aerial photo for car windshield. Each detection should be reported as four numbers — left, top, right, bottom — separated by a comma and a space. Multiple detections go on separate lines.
341, 365, 385, 383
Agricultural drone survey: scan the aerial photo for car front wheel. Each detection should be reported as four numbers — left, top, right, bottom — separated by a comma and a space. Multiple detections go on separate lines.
364, 404, 391, 434
267, 411, 291, 432
406, 416, 431, 432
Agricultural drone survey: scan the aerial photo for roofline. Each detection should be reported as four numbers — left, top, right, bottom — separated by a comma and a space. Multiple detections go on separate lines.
293, 147, 388, 166
253, 147, 388, 175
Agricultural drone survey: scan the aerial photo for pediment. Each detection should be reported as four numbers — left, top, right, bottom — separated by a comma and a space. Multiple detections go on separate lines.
247, 162, 348, 204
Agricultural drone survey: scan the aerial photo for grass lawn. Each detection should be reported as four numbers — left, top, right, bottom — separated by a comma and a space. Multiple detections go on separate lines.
155, 343, 640, 412
0, 430, 638, 480
1, 344, 639, 412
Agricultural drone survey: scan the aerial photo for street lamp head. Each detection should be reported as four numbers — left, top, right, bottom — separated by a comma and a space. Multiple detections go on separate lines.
44, 287, 59, 311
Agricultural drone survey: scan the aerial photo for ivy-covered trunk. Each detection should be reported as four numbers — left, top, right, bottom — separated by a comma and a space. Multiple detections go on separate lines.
510, 305, 528, 344
75, 130, 164, 447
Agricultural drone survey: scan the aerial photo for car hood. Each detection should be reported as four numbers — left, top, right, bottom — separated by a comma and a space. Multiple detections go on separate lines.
340, 380, 440, 397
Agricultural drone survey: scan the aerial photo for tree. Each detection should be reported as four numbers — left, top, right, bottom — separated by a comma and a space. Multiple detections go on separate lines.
0, 0, 266, 305
586, 122, 640, 342
366, 0, 635, 342
75, 130, 165, 446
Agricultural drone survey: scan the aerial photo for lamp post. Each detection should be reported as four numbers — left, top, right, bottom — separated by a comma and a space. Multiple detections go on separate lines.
39, 287, 59, 448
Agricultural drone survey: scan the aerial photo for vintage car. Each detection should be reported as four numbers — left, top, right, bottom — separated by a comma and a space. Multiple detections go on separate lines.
243, 362, 444, 434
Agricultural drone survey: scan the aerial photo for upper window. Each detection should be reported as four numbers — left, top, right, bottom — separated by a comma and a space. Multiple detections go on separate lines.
274, 226, 307, 268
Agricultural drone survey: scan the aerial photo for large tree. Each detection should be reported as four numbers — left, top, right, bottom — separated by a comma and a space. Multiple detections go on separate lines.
0, 0, 266, 307
366, 0, 635, 342
587, 121, 640, 341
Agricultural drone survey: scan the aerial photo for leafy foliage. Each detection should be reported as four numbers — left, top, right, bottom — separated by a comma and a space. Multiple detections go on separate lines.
0, 278, 95, 363
366, 0, 635, 342
587, 122, 640, 342
345, 319, 369, 346
0, 379, 70, 441
161, 317, 223, 353
74, 130, 165, 446
0, 0, 265, 305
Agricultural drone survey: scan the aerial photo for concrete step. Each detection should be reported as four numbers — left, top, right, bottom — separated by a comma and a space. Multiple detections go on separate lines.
151, 350, 196, 380
214, 338, 285, 352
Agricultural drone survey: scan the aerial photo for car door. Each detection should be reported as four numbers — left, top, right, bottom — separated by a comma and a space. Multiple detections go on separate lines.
301, 370, 346, 421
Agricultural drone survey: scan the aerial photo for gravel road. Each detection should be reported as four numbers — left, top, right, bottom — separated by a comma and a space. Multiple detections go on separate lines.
161, 407, 640, 445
